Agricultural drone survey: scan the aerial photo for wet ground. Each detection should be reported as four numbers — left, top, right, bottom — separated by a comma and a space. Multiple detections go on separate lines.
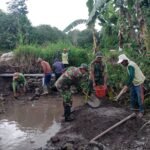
41, 99, 150, 150
0, 94, 85, 150
0, 82, 150, 150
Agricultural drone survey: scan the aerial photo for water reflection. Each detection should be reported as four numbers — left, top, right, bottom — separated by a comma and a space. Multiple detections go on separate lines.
0, 95, 84, 150
0, 120, 27, 150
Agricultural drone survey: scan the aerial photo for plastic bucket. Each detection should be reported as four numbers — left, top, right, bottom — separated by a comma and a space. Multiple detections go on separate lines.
95, 85, 106, 97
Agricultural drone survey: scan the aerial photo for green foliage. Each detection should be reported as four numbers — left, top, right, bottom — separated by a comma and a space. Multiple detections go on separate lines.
63, 19, 87, 33
96, 49, 150, 93
144, 97, 150, 108
77, 29, 94, 49
0, 10, 68, 51
0, 11, 18, 50
86, 0, 94, 15
69, 48, 90, 66
100, 25, 118, 49
13, 42, 90, 72
7, 0, 28, 15
68, 29, 95, 49
29, 25, 67, 45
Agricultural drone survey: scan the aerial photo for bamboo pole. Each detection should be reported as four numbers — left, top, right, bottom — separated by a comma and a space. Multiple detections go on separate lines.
90, 113, 136, 143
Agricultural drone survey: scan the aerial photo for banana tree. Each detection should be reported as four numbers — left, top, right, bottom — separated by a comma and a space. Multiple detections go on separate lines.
88, 0, 149, 52
63, 0, 111, 53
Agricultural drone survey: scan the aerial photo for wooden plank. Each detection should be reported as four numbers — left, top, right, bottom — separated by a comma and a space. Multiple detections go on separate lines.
0, 73, 43, 77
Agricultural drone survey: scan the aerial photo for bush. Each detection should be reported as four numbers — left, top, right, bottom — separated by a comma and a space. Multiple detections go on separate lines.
13, 42, 90, 73
144, 97, 150, 109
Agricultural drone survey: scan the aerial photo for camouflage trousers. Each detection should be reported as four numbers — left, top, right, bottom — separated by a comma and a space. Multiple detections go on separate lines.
55, 75, 76, 103
55, 75, 75, 120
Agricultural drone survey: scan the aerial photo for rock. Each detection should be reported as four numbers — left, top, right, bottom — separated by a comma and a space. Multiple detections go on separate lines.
35, 88, 40, 96
0, 94, 5, 101
62, 143, 73, 150
0, 52, 14, 62
51, 136, 60, 144
78, 146, 86, 150
30, 140, 35, 143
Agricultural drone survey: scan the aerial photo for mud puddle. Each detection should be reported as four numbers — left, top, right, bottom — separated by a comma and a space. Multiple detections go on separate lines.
0, 95, 84, 150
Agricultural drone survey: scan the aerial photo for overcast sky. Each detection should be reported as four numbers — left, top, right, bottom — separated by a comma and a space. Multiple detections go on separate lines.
0, 0, 89, 31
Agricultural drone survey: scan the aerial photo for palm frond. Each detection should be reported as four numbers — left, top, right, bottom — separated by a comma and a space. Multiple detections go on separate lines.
63, 19, 87, 33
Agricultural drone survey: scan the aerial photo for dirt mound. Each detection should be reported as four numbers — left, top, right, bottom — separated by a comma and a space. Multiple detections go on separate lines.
41, 101, 150, 150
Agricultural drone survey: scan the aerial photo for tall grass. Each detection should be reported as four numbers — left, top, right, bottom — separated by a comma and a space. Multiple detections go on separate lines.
13, 42, 90, 73
13, 44, 150, 93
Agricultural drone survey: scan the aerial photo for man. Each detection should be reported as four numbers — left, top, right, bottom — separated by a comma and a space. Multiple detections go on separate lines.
62, 48, 69, 68
12, 72, 27, 98
116, 54, 145, 117
37, 58, 52, 95
89, 52, 107, 95
55, 63, 88, 121
52, 58, 64, 80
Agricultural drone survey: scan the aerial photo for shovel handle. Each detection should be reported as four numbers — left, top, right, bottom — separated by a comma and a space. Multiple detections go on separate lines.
115, 86, 127, 101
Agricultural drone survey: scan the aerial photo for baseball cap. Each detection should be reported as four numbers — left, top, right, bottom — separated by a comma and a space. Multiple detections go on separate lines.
37, 57, 42, 63
80, 63, 88, 71
96, 52, 103, 58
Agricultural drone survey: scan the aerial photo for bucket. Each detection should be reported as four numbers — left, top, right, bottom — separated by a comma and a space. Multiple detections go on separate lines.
95, 85, 106, 97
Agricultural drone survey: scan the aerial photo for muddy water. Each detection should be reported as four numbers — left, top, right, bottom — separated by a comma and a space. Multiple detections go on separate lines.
0, 95, 84, 150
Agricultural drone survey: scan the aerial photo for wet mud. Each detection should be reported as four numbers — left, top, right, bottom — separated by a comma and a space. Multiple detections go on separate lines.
41, 100, 150, 150
0, 77, 150, 150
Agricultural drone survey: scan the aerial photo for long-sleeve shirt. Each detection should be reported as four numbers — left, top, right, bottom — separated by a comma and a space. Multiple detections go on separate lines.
126, 66, 135, 86
126, 61, 145, 86
52, 61, 64, 74
64, 67, 83, 80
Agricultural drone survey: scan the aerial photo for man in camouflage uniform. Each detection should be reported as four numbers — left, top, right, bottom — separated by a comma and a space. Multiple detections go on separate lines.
89, 52, 107, 95
12, 72, 27, 98
55, 63, 88, 121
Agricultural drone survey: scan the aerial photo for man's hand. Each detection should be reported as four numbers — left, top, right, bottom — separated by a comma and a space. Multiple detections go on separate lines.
104, 83, 107, 90
93, 82, 96, 88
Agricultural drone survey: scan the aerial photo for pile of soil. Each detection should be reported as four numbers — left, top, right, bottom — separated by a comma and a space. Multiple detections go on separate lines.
40, 100, 150, 150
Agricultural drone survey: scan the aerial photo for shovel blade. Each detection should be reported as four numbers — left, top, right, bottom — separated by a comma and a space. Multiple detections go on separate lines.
87, 94, 101, 108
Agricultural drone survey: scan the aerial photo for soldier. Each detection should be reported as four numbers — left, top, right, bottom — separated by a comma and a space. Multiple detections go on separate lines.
55, 63, 88, 121
12, 72, 27, 98
89, 52, 107, 95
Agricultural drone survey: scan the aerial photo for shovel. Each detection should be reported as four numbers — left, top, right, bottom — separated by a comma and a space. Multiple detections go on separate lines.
82, 91, 101, 108
114, 86, 128, 101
